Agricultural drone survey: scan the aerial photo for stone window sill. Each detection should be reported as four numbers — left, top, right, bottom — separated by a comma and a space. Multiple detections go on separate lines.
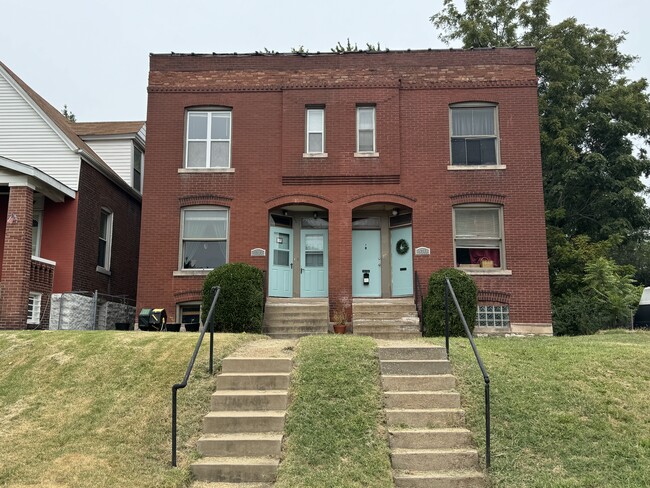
96, 266, 112, 276
354, 152, 379, 158
303, 153, 328, 159
447, 164, 506, 171
173, 270, 211, 277
178, 168, 235, 174
460, 268, 512, 276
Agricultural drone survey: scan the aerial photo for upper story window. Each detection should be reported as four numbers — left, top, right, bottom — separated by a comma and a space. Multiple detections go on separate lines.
133, 147, 143, 192
357, 106, 376, 153
450, 104, 499, 166
181, 206, 228, 270
305, 107, 325, 155
97, 209, 113, 271
454, 205, 503, 269
186, 110, 232, 168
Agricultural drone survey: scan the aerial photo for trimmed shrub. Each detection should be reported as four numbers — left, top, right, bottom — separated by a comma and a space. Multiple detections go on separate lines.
201, 263, 264, 333
423, 268, 477, 336
552, 293, 605, 336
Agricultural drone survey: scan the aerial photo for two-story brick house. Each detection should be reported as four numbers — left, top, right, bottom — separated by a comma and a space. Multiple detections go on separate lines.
137, 49, 552, 335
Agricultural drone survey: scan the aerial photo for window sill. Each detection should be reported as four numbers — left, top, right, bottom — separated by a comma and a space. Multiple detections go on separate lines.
96, 266, 112, 276
447, 164, 506, 171
173, 269, 211, 277
460, 268, 512, 276
178, 167, 235, 174
354, 152, 379, 158
32, 255, 56, 266
303, 153, 328, 159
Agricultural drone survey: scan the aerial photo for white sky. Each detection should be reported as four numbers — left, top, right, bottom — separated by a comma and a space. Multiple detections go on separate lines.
1, 0, 648, 122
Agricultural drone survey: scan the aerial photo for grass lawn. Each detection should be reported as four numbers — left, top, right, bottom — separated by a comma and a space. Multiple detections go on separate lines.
275, 335, 393, 488
0, 330, 263, 488
438, 330, 650, 487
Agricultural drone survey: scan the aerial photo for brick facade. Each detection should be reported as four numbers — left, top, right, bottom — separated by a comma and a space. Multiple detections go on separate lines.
138, 49, 552, 333
72, 161, 141, 299
0, 186, 33, 328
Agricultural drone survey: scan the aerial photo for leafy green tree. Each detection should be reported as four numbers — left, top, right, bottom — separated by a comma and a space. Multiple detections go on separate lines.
431, 0, 650, 332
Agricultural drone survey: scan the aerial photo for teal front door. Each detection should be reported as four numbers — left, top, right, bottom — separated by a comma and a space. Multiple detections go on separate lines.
300, 229, 328, 297
352, 229, 381, 297
269, 226, 293, 297
391, 226, 413, 296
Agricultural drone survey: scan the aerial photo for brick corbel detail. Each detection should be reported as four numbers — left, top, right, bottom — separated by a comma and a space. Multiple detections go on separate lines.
0, 186, 34, 328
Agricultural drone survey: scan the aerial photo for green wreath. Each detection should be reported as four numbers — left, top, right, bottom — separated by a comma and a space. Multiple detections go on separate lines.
396, 238, 409, 255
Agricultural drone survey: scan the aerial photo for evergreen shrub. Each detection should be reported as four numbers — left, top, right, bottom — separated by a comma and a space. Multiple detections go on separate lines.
423, 268, 477, 336
201, 263, 264, 333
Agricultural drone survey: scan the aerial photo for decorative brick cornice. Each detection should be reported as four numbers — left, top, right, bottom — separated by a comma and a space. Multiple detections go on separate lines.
450, 192, 507, 205
478, 290, 511, 304
282, 175, 399, 186
348, 192, 417, 204
265, 193, 333, 204
179, 194, 233, 207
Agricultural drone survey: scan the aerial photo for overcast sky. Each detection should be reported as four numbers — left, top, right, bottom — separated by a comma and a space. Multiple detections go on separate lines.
1, 0, 649, 122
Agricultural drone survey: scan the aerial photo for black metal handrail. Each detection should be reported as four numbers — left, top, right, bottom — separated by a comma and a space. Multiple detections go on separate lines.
444, 278, 491, 468
414, 271, 424, 332
171, 286, 220, 467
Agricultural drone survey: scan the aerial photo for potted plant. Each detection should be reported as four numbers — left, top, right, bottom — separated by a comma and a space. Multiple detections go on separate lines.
332, 296, 350, 334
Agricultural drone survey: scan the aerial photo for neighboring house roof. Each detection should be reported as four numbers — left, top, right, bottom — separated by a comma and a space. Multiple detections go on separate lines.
0, 155, 75, 201
0, 61, 141, 200
72, 121, 145, 137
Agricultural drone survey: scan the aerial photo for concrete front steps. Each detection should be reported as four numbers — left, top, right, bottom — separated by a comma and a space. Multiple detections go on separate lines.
353, 298, 421, 339
263, 297, 328, 338
191, 356, 292, 484
379, 345, 486, 488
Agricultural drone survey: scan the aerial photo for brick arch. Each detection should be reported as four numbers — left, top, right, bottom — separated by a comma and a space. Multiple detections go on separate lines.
265, 193, 332, 210
179, 194, 233, 208
450, 192, 506, 205
174, 290, 202, 303
478, 290, 511, 304
349, 193, 417, 209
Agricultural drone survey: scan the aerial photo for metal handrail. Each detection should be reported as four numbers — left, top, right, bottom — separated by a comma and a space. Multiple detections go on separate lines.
444, 277, 491, 468
414, 271, 424, 332
171, 286, 220, 467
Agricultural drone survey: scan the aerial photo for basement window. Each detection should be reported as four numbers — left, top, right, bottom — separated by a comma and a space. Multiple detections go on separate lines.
27, 292, 42, 325
476, 304, 510, 328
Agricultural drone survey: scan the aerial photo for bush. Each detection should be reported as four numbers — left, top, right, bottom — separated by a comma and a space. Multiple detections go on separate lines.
552, 293, 605, 336
201, 263, 264, 333
423, 268, 477, 336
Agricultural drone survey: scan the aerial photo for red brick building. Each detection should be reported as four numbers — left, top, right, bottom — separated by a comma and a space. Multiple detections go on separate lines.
138, 48, 552, 335
0, 62, 143, 328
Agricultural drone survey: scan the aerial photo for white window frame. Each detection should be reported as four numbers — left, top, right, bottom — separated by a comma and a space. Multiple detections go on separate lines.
185, 109, 232, 168
97, 208, 113, 272
453, 204, 505, 271
356, 106, 376, 154
27, 292, 42, 325
133, 146, 144, 192
179, 206, 229, 271
177, 302, 202, 326
449, 103, 501, 168
305, 107, 326, 156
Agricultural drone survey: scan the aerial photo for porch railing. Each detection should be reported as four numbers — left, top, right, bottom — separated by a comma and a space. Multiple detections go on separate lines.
171, 286, 220, 467
444, 277, 491, 468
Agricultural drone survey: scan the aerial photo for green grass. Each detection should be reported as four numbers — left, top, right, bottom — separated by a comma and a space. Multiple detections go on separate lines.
275, 336, 393, 488
436, 331, 650, 487
0, 330, 263, 488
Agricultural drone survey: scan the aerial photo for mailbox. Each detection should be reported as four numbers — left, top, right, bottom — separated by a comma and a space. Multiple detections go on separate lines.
362, 269, 370, 285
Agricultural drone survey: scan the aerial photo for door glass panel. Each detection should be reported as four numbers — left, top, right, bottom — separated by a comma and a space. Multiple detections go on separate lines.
305, 252, 323, 267
304, 234, 323, 251
274, 232, 290, 267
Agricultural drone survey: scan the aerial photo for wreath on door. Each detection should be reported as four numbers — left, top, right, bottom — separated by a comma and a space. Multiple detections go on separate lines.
396, 238, 410, 255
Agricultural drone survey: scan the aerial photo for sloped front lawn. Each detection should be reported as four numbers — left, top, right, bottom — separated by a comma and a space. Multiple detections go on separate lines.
0, 330, 262, 487
442, 331, 650, 487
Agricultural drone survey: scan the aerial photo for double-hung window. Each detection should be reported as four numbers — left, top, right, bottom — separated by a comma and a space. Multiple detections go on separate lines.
97, 209, 113, 271
186, 110, 232, 168
133, 147, 143, 192
305, 108, 325, 154
454, 205, 504, 269
357, 106, 376, 153
450, 104, 498, 165
181, 207, 228, 270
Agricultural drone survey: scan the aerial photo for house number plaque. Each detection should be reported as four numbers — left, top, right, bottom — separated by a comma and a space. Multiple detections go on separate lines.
251, 248, 266, 257
415, 247, 431, 256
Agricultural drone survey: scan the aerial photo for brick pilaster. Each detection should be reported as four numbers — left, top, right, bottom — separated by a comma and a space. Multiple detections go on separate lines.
0, 186, 34, 329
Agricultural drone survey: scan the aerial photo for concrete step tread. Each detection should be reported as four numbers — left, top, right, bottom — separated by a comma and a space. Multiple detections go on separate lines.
383, 374, 455, 380
386, 408, 465, 414
393, 470, 485, 478
212, 390, 288, 397
193, 483, 273, 488
205, 411, 286, 418
381, 359, 451, 364
378, 345, 446, 350
389, 427, 471, 434
392, 448, 479, 455
385, 391, 459, 396
192, 457, 280, 466
199, 433, 284, 441
218, 373, 290, 377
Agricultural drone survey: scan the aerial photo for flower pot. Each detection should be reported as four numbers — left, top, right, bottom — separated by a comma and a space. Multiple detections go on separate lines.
184, 323, 200, 332
115, 322, 130, 331
166, 323, 181, 332
333, 324, 347, 334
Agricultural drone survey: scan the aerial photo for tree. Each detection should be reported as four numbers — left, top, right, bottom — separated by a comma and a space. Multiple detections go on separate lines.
61, 104, 76, 122
431, 0, 650, 331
